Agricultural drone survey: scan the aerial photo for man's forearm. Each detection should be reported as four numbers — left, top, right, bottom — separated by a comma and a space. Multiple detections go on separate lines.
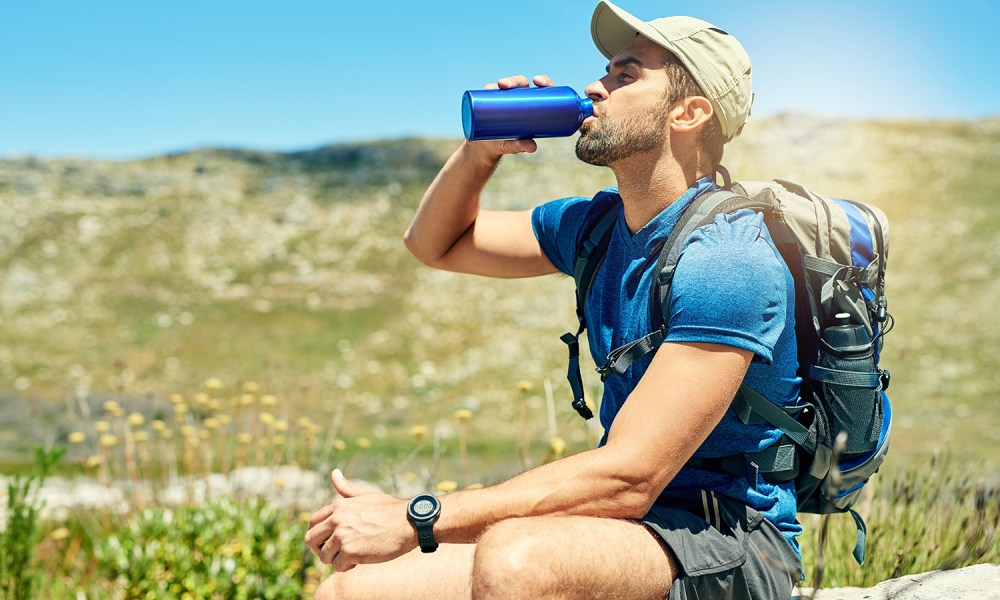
403, 141, 502, 267
434, 445, 658, 544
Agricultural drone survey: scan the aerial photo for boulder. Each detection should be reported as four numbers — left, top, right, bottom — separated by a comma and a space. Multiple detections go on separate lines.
793, 563, 1000, 600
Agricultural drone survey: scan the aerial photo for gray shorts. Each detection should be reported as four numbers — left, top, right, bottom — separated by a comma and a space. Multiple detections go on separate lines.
641, 492, 802, 600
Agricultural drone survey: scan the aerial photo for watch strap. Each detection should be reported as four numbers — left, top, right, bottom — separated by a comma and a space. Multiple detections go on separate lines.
415, 521, 438, 553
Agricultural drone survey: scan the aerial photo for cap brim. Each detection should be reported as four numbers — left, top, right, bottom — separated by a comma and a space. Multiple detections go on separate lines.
591, 0, 670, 60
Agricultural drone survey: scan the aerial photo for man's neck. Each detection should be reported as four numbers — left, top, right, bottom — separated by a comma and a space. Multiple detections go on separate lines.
611, 153, 702, 234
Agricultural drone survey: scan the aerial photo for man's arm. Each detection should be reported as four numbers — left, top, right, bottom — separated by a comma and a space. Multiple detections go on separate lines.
403, 76, 559, 279
305, 341, 752, 570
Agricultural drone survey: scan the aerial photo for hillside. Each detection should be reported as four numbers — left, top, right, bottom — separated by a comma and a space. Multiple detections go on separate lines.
1, 115, 999, 475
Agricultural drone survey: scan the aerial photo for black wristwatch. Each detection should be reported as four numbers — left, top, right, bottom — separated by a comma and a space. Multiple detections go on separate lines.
406, 494, 441, 553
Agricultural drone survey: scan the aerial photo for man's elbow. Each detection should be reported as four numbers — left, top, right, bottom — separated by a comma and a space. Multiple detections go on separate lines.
617, 479, 658, 519
402, 228, 445, 269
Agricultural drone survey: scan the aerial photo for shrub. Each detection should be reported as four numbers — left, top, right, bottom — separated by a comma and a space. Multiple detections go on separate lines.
92, 496, 311, 600
0, 447, 65, 600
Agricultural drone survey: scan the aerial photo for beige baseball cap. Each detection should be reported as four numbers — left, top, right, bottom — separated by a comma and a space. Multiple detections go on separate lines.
590, 0, 753, 141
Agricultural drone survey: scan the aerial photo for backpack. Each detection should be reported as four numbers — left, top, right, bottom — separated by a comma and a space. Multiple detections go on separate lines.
559, 173, 893, 565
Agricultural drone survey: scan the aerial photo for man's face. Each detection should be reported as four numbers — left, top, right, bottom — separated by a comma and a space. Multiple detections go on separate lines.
576, 35, 674, 167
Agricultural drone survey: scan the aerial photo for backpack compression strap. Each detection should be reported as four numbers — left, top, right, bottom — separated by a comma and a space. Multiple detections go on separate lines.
561, 202, 622, 420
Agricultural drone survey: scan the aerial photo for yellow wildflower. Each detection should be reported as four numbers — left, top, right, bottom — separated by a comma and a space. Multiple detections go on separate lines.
260, 394, 278, 406
94, 420, 110, 433
237, 433, 253, 444
84, 455, 103, 469
204, 378, 223, 390
168, 393, 184, 405
454, 409, 474, 424
50, 527, 70, 541
151, 420, 167, 432
99, 434, 118, 448
549, 437, 567, 457
517, 380, 534, 394
333, 439, 347, 451
409, 425, 428, 441
242, 381, 260, 393
127, 412, 145, 427
274, 420, 288, 432
436, 480, 458, 494
356, 437, 371, 449
67, 432, 86, 444
203, 417, 221, 430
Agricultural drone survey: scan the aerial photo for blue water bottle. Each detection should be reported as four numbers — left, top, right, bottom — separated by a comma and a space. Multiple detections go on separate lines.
462, 86, 594, 141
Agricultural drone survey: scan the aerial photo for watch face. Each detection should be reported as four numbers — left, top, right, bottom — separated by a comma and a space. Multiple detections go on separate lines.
409, 494, 440, 520
413, 499, 435, 517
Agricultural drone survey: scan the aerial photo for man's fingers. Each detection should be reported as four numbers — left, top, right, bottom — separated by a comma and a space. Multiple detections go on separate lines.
318, 534, 342, 565
496, 139, 538, 155
331, 550, 357, 573
308, 505, 334, 529
495, 75, 531, 89
304, 518, 333, 554
532, 74, 554, 87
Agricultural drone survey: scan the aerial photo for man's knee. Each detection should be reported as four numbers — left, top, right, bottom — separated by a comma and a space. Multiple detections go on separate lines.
314, 573, 338, 600
472, 518, 564, 597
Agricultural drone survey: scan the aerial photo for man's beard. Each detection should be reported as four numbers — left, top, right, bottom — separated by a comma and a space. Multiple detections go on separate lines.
575, 105, 668, 167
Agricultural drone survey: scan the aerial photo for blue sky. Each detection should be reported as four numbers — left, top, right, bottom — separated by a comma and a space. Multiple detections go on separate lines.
1, 1, 997, 159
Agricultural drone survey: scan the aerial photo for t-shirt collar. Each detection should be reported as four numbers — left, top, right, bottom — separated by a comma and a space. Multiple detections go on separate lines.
624, 175, 718, 252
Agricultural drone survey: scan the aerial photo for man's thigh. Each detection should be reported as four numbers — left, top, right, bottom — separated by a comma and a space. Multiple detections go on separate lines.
472, 515, 677, 600
314, 543, 476, 600
314, 515, 677, 600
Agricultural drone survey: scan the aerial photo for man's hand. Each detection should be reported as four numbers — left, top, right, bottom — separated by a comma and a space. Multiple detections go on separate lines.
305, 470, 417, 572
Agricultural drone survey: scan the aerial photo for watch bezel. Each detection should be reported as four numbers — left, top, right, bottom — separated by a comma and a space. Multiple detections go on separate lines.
407, 493, 441, 522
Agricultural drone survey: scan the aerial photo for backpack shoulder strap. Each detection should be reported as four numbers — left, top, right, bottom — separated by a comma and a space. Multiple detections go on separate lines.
573, 201, 621, 320
599, 189, 778, 379
560, 200, 622, 419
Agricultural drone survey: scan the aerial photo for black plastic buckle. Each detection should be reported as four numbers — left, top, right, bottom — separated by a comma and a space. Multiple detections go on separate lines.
879, 369, 891, 391
572, 397, 594, 420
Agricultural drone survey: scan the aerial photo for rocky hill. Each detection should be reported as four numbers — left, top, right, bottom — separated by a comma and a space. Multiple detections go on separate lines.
1, 115, 999, 472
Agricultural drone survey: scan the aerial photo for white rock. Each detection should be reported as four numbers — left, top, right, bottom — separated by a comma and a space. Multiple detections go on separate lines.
793, 563, 1000, 600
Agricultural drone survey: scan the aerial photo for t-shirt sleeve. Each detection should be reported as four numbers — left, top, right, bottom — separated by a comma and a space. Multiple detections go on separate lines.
530, 195, 596, 276
664, 209, 791, 363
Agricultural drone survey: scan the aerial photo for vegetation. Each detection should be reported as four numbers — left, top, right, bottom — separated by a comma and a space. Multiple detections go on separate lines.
1, 116, 999, 596
0, 447, 64, 600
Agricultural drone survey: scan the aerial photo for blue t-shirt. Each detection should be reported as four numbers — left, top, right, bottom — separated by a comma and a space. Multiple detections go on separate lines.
532, 177, 803, 554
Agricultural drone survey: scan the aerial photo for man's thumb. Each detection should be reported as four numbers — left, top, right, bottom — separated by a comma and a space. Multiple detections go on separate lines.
331, 469, 373, 498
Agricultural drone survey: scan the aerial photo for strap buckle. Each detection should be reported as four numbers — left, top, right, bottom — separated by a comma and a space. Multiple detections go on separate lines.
561, 331, 594, 420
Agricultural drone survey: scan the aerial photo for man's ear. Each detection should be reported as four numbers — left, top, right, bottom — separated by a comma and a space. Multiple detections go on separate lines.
669, 96, 713, 134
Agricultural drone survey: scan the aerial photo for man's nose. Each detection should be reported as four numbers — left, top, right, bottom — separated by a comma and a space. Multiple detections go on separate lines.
583, 79, 609, 102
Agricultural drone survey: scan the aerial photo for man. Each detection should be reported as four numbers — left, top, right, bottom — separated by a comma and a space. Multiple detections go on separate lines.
306, 1, 803, 598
